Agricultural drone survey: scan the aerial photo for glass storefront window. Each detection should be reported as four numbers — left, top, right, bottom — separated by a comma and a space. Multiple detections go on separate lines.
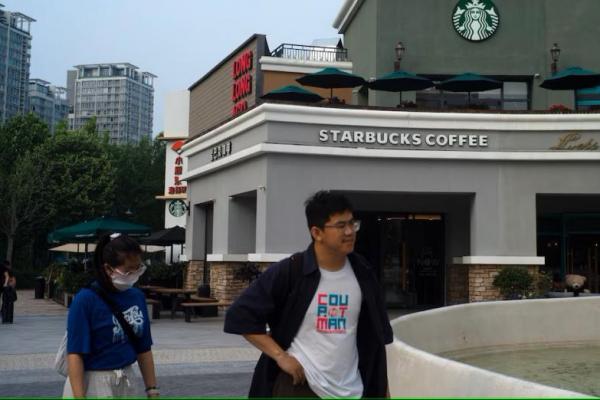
416, 79, 530, 110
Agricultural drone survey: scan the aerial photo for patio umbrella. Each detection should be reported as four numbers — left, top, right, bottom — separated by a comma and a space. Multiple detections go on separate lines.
540, 67, 600, 90
437, 73, 502, 106
48, 216, 152, 245
139, 226, 186, 263
261, 85, 323, 103
368, 70, 434, 106
49, 243, 165, 253
296, 67, 365, 101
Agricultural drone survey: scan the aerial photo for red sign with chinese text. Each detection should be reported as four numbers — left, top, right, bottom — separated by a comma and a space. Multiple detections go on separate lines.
168, 155, 187, 195
231, 50, 253, 117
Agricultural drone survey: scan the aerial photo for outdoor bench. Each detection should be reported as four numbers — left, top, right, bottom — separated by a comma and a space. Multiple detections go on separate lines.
181, 300, 232, 322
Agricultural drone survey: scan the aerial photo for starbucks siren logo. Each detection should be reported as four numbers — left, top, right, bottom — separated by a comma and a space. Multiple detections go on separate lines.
452, 0, 499, 42
169, 199, 187, 218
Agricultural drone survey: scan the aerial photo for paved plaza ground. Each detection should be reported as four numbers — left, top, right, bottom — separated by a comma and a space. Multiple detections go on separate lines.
0, 290, 408, 397
0, 290, 257, 397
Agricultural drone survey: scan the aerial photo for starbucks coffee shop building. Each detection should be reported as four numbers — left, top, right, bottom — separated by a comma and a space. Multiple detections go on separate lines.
181, 1, 600, 308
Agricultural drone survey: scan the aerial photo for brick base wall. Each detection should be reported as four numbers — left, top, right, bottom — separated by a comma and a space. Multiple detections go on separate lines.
208, 262, 271, 304
184, 260, 206, 290
468, 265, 539, 302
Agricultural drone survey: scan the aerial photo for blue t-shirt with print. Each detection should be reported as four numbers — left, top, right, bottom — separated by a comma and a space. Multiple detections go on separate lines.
67, 284, 153, 371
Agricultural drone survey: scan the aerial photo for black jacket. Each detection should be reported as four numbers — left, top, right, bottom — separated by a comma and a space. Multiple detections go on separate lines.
224, 244, 394, 397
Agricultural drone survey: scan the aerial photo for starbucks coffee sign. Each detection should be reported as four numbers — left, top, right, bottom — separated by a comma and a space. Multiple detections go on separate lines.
452, 0, 499, 42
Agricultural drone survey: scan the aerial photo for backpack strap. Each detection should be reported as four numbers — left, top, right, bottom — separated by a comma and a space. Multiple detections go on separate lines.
89, 284, 141, 350
279, 252, 304, 324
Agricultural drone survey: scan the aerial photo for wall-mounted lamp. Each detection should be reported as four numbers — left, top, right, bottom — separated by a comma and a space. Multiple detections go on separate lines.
550, 43, 560, 75
394, 41, 406, 72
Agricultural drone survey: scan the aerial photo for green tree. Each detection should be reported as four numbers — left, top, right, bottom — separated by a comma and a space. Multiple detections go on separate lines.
0, 114, 50, 263
108, 136, 166, 229
0, 113, 49, 172
0, 149, 50, 263
41, 130, 116, 229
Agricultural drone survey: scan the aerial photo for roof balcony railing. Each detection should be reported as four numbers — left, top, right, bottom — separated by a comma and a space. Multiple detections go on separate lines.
270, 43, 349, 63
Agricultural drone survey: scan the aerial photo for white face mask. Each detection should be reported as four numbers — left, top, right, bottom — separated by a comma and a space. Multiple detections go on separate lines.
110, 265, 146, 291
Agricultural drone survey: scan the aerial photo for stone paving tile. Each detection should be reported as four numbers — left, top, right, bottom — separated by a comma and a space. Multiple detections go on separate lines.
14, 290, 67, 316
0, 370, 253, 398
0, 347, 259, 371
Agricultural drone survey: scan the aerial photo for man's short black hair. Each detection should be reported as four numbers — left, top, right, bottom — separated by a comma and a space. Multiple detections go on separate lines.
304, 191, 353, 229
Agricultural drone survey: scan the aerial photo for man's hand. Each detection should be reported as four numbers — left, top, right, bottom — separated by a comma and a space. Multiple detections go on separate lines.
242, 334, 306, 385
275, 352, 305, 385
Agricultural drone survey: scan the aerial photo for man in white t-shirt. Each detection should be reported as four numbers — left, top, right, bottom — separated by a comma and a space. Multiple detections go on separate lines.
225, 191, 393, 398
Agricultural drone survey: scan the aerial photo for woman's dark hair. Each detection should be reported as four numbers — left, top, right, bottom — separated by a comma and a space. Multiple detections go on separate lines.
94, 233, 142, 291
304, 191, 353, 230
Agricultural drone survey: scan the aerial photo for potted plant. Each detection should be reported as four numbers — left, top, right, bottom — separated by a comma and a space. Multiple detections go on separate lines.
493, 267, 534, 300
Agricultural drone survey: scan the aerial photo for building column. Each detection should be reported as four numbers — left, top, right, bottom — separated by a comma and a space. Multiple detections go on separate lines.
456, 186, 543, 302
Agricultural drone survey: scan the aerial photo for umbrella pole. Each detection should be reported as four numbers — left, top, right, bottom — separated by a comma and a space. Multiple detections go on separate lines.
468, 92, 471, 107
330, 88, 333, 102
398, 92, 403, 108
170, 244, 173, 264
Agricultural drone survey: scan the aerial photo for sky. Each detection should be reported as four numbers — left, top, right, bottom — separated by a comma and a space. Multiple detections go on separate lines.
9, 0, 345, 136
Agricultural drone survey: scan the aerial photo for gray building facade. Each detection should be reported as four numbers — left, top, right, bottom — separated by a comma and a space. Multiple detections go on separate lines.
181, 1, 600, 308
0, 6, 34, 122
28, 79, 68, 132
69, 63, 156, 144
182, 103, 600, 307
334, 0, 600, 111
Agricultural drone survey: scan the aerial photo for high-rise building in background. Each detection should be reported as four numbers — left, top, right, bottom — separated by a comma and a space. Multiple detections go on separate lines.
28, 78, 68, 132
68, 63, 156, 144
0, 5, 34, 122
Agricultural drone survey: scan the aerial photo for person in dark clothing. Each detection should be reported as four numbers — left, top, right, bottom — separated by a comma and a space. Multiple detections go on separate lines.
1, 260, 17, 324
224, 191, 393, 398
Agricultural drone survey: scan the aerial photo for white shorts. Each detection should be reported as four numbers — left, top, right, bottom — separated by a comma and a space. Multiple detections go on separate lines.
62, 364, 140, 398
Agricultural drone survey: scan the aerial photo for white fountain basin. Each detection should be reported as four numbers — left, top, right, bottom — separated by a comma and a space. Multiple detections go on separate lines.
387, 297, 600, 397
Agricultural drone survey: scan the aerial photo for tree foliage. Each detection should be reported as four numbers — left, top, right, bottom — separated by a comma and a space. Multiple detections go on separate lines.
40, 130, 116, 228
0, 114, 165, 270
0, 114, 50, 262
108, 137, 165, 229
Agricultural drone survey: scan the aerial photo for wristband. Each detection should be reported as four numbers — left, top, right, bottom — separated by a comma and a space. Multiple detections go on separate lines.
145, 386, 160, 393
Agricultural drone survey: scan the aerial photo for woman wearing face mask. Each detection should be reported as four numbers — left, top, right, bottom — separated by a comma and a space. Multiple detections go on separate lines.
63, 233, 159, 398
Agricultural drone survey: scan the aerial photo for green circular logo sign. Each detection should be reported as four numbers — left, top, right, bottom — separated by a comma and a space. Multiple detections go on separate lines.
168, 200, 186, 218
452, 0, 499, 42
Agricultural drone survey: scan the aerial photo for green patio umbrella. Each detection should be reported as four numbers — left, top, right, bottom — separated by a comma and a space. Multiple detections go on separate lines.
540, 67, 600, 90
48, 216, 152, 244
261, 85, 324, 103
540, 67, 600, 110
436, 72, 502, 106
296, 67, 365, 101
368, 70, 434, 106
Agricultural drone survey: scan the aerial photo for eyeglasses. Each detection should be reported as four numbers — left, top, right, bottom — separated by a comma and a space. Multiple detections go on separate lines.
323, 219, 361, 232
113, 264, 145, 276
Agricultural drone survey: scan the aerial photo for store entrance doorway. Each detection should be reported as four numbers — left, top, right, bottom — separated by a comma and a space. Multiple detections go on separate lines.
355, 213, 445, 308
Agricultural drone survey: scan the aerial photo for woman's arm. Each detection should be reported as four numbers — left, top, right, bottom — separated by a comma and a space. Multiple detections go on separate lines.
137, 350, 158, 397
67, 353, 86, 398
